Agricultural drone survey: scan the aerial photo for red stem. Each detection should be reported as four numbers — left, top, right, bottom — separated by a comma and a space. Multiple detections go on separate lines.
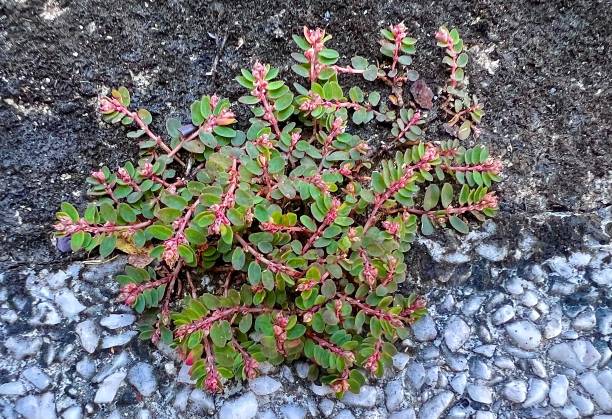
306, 331, 355, 362
106, 98, 185, 166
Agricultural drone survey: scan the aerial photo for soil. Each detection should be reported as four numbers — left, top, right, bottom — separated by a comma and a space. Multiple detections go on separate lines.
1, 0, 610, 273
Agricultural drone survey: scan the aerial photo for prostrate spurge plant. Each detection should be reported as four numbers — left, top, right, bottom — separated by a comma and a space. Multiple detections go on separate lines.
55, 25, 501, 395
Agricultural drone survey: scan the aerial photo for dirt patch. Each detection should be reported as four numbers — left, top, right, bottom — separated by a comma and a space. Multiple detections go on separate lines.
1, 0, 610, 271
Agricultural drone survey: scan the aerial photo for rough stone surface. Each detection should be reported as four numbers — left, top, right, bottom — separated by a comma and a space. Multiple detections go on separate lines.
248, 376, 282, 396
443, 316, 470, 352
128, 362, 157, 397
505, 321, 542, 350
218, 392, 258, 419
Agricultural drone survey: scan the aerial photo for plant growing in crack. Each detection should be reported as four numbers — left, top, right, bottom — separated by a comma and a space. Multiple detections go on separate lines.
54, 24, 501, 396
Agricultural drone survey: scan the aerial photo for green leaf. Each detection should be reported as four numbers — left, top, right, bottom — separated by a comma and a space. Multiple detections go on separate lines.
457, 53, 469, 68
423, 184, 440, 211
166, 117, 181, 138
248, 261, 262, 285
99, 235, 117, 258
70, 231, 85, 251
138, 109, 152, 125
458, 120, 471, 140
363, 65, 378, 81
146, 225, 173, 240
449, 215, 469, 234
239, 313, 253, 333
232, 247, 246, 270
213, 126, 236, 138
61, 202, 79, 222
118, 203, 136, 222
268, 157, 286, 174
421, 215, 434, 236
441, 183, 453, 208
287, 324, 306, 340
321, 279, 337, 299
351, 56, 368, 70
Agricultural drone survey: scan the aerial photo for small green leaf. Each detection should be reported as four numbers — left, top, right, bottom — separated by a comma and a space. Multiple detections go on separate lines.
232, 247, 246, 270
99, 235, 117, 258
423, 184, 440, 211
458, 120, 471, 140
441, 183, 453, 208
421, 215, 434, 236
449, 215, 470, 234
146, 225, 173, 240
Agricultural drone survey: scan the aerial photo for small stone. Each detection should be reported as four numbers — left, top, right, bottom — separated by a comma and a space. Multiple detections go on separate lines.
5, 336, 43, 360
173, 387, 190, 412
392, 352, 411, 371
341, 385, 377, 408
189, 389, 215, 413
548, 340, 601, 372
569, 390, 594, 416
334, 410, 355, 419
474, 412, 496, 419
559, 405, 580, 419
467, 384, 493, 404
177, 363, 195, 384
596, 309, 612, 335
54, 289, 86, 318
543, 318, 562, 339
257, 409, 277, 419
412, 315, 438, 342
16, 392, 56, 419
446, 354, 468, 371
578, 372, 612, 412
100, 331, 137, 348
249, 376, 282, 395
75, 320, 99, 353
598, 370, 612, 392
76, 357, 96, 380
406, 361, 426, 390
280, 404, 306, 419
92, 352, 129, 383
521, 291, 539, 307
450, 372, 467, 394
470, 358, 492, 380
218, 392, 258, 419
505, 276, 524, 295
476, 243, 507, 261
385, 379, 404, 411
494, 356, 515, 369
389, 408, 416, 419
319, 399, 334, 417
505, 321, 541, 350
572, 309, 596, 331
462, 295, 485, 316
311, 383, 332, 396
418, 391, 454, 419
22, 366, 51, 390
529, 359, 547, 378
61, 405, 83, 419
295, 362, 309, 379
0, 381, 26, 396
447, 405, 469, 418
410, 79, 433, 109
503, 380, 528, 403
523, 378, 548, 408
100, 313, 136, 329
473, 345, 496, 358
128, 362, 157, 397
491, 305, 515, 325
444, 316, 470, 352
47, 270, 69, 289
94, 371, 126, 404
549, 375, 569, 407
